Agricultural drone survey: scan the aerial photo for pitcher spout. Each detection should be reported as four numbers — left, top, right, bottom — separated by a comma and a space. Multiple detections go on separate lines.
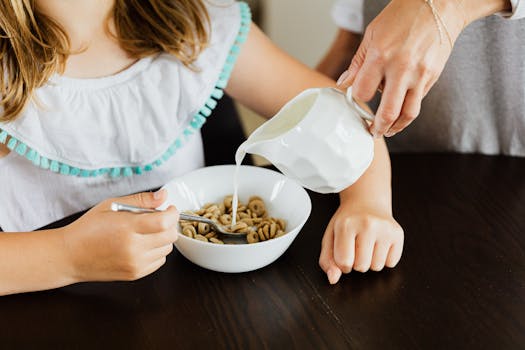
237, 139, 282, 165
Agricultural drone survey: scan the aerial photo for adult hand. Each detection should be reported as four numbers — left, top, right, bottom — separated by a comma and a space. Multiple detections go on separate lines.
62, 189, 179, 282
337, 0, 508, 137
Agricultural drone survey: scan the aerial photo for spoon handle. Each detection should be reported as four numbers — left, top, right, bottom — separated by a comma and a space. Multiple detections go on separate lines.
111, 203, 215, 226
110, 202, 158, 213
179, 212, 215, 225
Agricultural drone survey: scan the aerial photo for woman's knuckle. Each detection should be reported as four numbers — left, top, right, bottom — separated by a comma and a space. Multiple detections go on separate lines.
402, 111, 417, 122
396, 54, 417, 72
379, 108, 398, 123
353, 86, 373, 102
417, 62, 432, 77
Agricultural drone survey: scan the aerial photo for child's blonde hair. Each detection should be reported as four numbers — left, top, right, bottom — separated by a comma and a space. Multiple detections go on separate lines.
0, 0, 210, 122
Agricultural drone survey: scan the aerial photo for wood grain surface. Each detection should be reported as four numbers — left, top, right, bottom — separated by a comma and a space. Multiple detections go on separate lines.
1, 154, 524, 350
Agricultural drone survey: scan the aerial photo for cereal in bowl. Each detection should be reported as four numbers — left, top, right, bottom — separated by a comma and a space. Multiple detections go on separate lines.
179, 195, 286, 244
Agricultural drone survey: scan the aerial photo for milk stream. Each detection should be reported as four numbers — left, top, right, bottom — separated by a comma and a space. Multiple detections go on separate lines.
231, 145, 247, 227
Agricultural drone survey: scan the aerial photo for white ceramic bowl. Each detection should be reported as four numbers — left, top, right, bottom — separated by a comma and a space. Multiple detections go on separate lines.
158, 165, 312, 273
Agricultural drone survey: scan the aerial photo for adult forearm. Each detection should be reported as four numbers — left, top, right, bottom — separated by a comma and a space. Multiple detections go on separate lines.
0, 229, 76, 296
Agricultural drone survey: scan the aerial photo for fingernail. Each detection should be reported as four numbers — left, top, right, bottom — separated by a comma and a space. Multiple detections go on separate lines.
336, 70, 350, 86
327, 267, 342, 284
153, 189, 164, 200
384, 131, 396, 138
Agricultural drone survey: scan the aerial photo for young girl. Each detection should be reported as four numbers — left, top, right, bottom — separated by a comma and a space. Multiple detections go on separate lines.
0, 0, 403, 295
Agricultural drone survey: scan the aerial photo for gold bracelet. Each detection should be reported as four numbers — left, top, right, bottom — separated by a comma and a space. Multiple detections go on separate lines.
424, 0, 454, 48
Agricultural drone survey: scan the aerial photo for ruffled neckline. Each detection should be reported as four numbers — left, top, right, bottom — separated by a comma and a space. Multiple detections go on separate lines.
47, 56, 154, 90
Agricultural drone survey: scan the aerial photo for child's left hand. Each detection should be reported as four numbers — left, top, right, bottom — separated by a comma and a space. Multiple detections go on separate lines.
319, 202, 404, 284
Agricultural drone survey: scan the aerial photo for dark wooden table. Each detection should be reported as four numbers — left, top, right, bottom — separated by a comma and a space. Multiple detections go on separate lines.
1, 154, 524, 349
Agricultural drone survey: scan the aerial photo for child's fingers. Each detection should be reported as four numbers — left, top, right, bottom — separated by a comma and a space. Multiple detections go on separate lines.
318, 230, 334, 273
145, 243, 174, 261
319, 220, 343, 284
353, 233, 375, 273
333, 224, 356, 274
132, 206, 180, 234
386, 241, 404, 268
137, 257, 168, 280
139, 226, 178, 249
370, 241, 390, 271
113, 189, 167, 210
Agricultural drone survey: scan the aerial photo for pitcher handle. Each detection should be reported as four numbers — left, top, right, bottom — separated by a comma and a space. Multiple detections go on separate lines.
346, 87, 375, 122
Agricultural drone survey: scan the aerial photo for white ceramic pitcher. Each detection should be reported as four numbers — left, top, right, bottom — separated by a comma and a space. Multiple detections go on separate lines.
235, 87, 375, 193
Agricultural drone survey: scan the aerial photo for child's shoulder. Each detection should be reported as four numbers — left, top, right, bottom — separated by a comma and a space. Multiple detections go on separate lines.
203, 1, 251, 53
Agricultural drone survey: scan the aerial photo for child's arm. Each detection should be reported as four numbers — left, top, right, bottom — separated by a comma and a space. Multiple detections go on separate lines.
227, 24, 403, 283
319, 139, 403, 283
0, 190, 178, 296
226, 24, 335, 117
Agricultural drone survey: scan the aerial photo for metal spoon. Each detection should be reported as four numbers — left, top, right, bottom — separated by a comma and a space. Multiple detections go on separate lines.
110, 202, 247, 237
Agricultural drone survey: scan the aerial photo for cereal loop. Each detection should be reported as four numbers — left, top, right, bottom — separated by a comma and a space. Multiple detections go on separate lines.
248, 199, 265, 216
178, 195, 287, 245
182, 225, 197, 238
198, 222, 210, 235
247, 231, 260, 244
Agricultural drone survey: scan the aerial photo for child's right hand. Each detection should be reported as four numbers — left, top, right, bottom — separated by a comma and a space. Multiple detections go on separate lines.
60, 189, 179, 283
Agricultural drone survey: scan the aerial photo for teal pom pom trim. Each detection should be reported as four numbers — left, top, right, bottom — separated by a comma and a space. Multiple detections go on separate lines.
60, 164, 70, 175
7, 137, 17, 150
199, 106, 212, 117
0, 130, 8, 143
110, 168, 121, 178
40, 157, 50, 169
50, 160, 60, 172
32, 153, 41, 167
15, 142, 27, 155
211, 88, 224, 99
25, 149, 37, 162
0, 2, 252, 179
206, 98, 218, 110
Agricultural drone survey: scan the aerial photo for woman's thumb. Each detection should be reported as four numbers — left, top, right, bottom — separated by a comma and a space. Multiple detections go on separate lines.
336, 39, 367, 89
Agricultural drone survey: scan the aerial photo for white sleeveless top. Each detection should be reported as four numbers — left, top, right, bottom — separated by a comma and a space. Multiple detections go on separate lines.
0, 2, 251, 232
